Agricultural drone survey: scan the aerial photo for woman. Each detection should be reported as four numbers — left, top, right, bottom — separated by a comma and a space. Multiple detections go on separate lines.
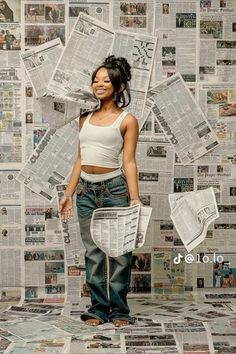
59, 55, 142, 327
0, 1, 13, 22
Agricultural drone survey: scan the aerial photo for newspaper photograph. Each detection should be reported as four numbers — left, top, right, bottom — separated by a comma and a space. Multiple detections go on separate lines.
0, 0, 20, 23
199, 82, 236, 124
24, 24, 66, 48
90, 204, 152, 257
23, 1, 67, 48
169, 187, 219, 252
112, 0, 155, 35
148, 73, 219, 165
0, 22, 21, 50
24, 3, 66, 24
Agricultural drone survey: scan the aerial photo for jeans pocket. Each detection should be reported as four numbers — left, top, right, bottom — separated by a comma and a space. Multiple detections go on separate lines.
106, 182, 128, 199
75, 182, 86, 197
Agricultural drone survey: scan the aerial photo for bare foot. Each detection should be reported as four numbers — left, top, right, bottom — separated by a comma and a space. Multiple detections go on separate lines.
84, 318, 102, 326
112, 319, 129, 327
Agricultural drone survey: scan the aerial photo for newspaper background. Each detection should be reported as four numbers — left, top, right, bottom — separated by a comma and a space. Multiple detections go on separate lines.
2, 0, 236, 300
1, 1, 236, 352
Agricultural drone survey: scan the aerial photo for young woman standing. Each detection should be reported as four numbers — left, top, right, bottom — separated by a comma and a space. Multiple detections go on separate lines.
59, 55, 142, 327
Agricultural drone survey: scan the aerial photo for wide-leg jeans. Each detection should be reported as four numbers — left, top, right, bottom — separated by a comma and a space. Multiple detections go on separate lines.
76, 174, 134, 324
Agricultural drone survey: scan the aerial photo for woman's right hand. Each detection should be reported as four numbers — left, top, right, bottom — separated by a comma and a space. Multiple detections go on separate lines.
59, 196, 73, 221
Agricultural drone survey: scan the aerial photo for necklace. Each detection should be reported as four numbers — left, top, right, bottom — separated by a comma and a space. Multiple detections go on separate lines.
95, 110, 120, 120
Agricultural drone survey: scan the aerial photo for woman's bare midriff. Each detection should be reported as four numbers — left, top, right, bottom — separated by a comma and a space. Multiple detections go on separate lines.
81, 165, 118, 174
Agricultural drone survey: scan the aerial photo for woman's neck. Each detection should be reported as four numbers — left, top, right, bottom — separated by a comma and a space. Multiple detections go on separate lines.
99, 100, 119, 112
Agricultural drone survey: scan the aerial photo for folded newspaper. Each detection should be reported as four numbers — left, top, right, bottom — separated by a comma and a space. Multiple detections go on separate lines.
39, 89, 98, 128
90, 205, 152, 257
169, 187, 219, 252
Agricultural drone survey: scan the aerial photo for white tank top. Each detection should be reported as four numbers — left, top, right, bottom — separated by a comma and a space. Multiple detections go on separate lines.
79, 110, 129, 168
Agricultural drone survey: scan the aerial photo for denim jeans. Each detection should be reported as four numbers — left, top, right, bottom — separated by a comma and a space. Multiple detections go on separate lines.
76, 173, 135, 324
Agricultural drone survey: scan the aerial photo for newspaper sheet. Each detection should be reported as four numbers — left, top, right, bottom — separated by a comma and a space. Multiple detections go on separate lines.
148, 73, 219, 165
21, 38, 63, 98
48, 13, 156, 121
152, 0, 197, 85
48, 12, 115, 96
16, 120, 78, 201
0, 318, 70, 341
112, 30, 157, 119
39, 88, 98, 128
199, 1, 236, 82
112, 0, 155, 35
169, 187, 219, 252
90, 205, 152, 257
21, 38, 98, 128
6, 338, 70, 354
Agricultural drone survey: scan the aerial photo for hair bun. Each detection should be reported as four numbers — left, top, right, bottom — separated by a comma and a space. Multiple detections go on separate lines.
103, 55, 131, 81
104, 55, 117, 66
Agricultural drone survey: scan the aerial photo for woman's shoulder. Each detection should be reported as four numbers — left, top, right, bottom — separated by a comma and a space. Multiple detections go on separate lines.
80, 112, 90, 129
74, 111, 91, 130
122, 112, 138, 126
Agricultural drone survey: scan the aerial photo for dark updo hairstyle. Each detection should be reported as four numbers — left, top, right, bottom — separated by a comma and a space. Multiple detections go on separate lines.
91, 55, 132, 107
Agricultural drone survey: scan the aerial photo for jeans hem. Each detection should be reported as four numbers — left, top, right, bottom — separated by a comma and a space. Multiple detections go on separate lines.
109, 315, 135, 324
80, 311, 107, 324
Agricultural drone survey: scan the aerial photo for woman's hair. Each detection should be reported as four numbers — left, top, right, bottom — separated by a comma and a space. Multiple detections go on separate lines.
92, 55, 132, 107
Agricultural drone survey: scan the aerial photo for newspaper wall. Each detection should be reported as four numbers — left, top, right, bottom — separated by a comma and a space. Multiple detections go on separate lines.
1, 0, 236, 306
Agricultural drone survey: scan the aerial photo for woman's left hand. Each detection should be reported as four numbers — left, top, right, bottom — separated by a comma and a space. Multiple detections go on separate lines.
129, 198, 143, 207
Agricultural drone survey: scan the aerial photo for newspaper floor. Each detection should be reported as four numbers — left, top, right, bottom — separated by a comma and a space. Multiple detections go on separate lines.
1, 291, 236, 353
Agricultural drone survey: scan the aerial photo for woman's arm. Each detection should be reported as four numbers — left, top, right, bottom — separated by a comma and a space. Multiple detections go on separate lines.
64, 114, 87, 196
122, 114, 142, 205
59, 146, 81, 220
59, 115, 87, 219
64, 145, 81, 197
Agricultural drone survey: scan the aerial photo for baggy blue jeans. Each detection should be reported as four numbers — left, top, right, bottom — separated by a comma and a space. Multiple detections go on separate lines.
76, 173, 135, 324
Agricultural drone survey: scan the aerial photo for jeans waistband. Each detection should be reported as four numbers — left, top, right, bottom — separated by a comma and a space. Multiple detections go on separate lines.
80, 168, 122, 183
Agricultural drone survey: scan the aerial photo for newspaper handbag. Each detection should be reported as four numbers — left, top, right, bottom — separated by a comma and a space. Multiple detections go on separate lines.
90, 205, 152, 257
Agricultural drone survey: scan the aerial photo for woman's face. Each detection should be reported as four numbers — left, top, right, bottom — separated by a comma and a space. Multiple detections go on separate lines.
0, 3, 5, 10
92, 67, 114, 101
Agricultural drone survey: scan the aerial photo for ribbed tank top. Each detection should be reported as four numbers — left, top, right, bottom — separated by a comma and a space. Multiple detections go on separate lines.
79, 110, 129, 168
